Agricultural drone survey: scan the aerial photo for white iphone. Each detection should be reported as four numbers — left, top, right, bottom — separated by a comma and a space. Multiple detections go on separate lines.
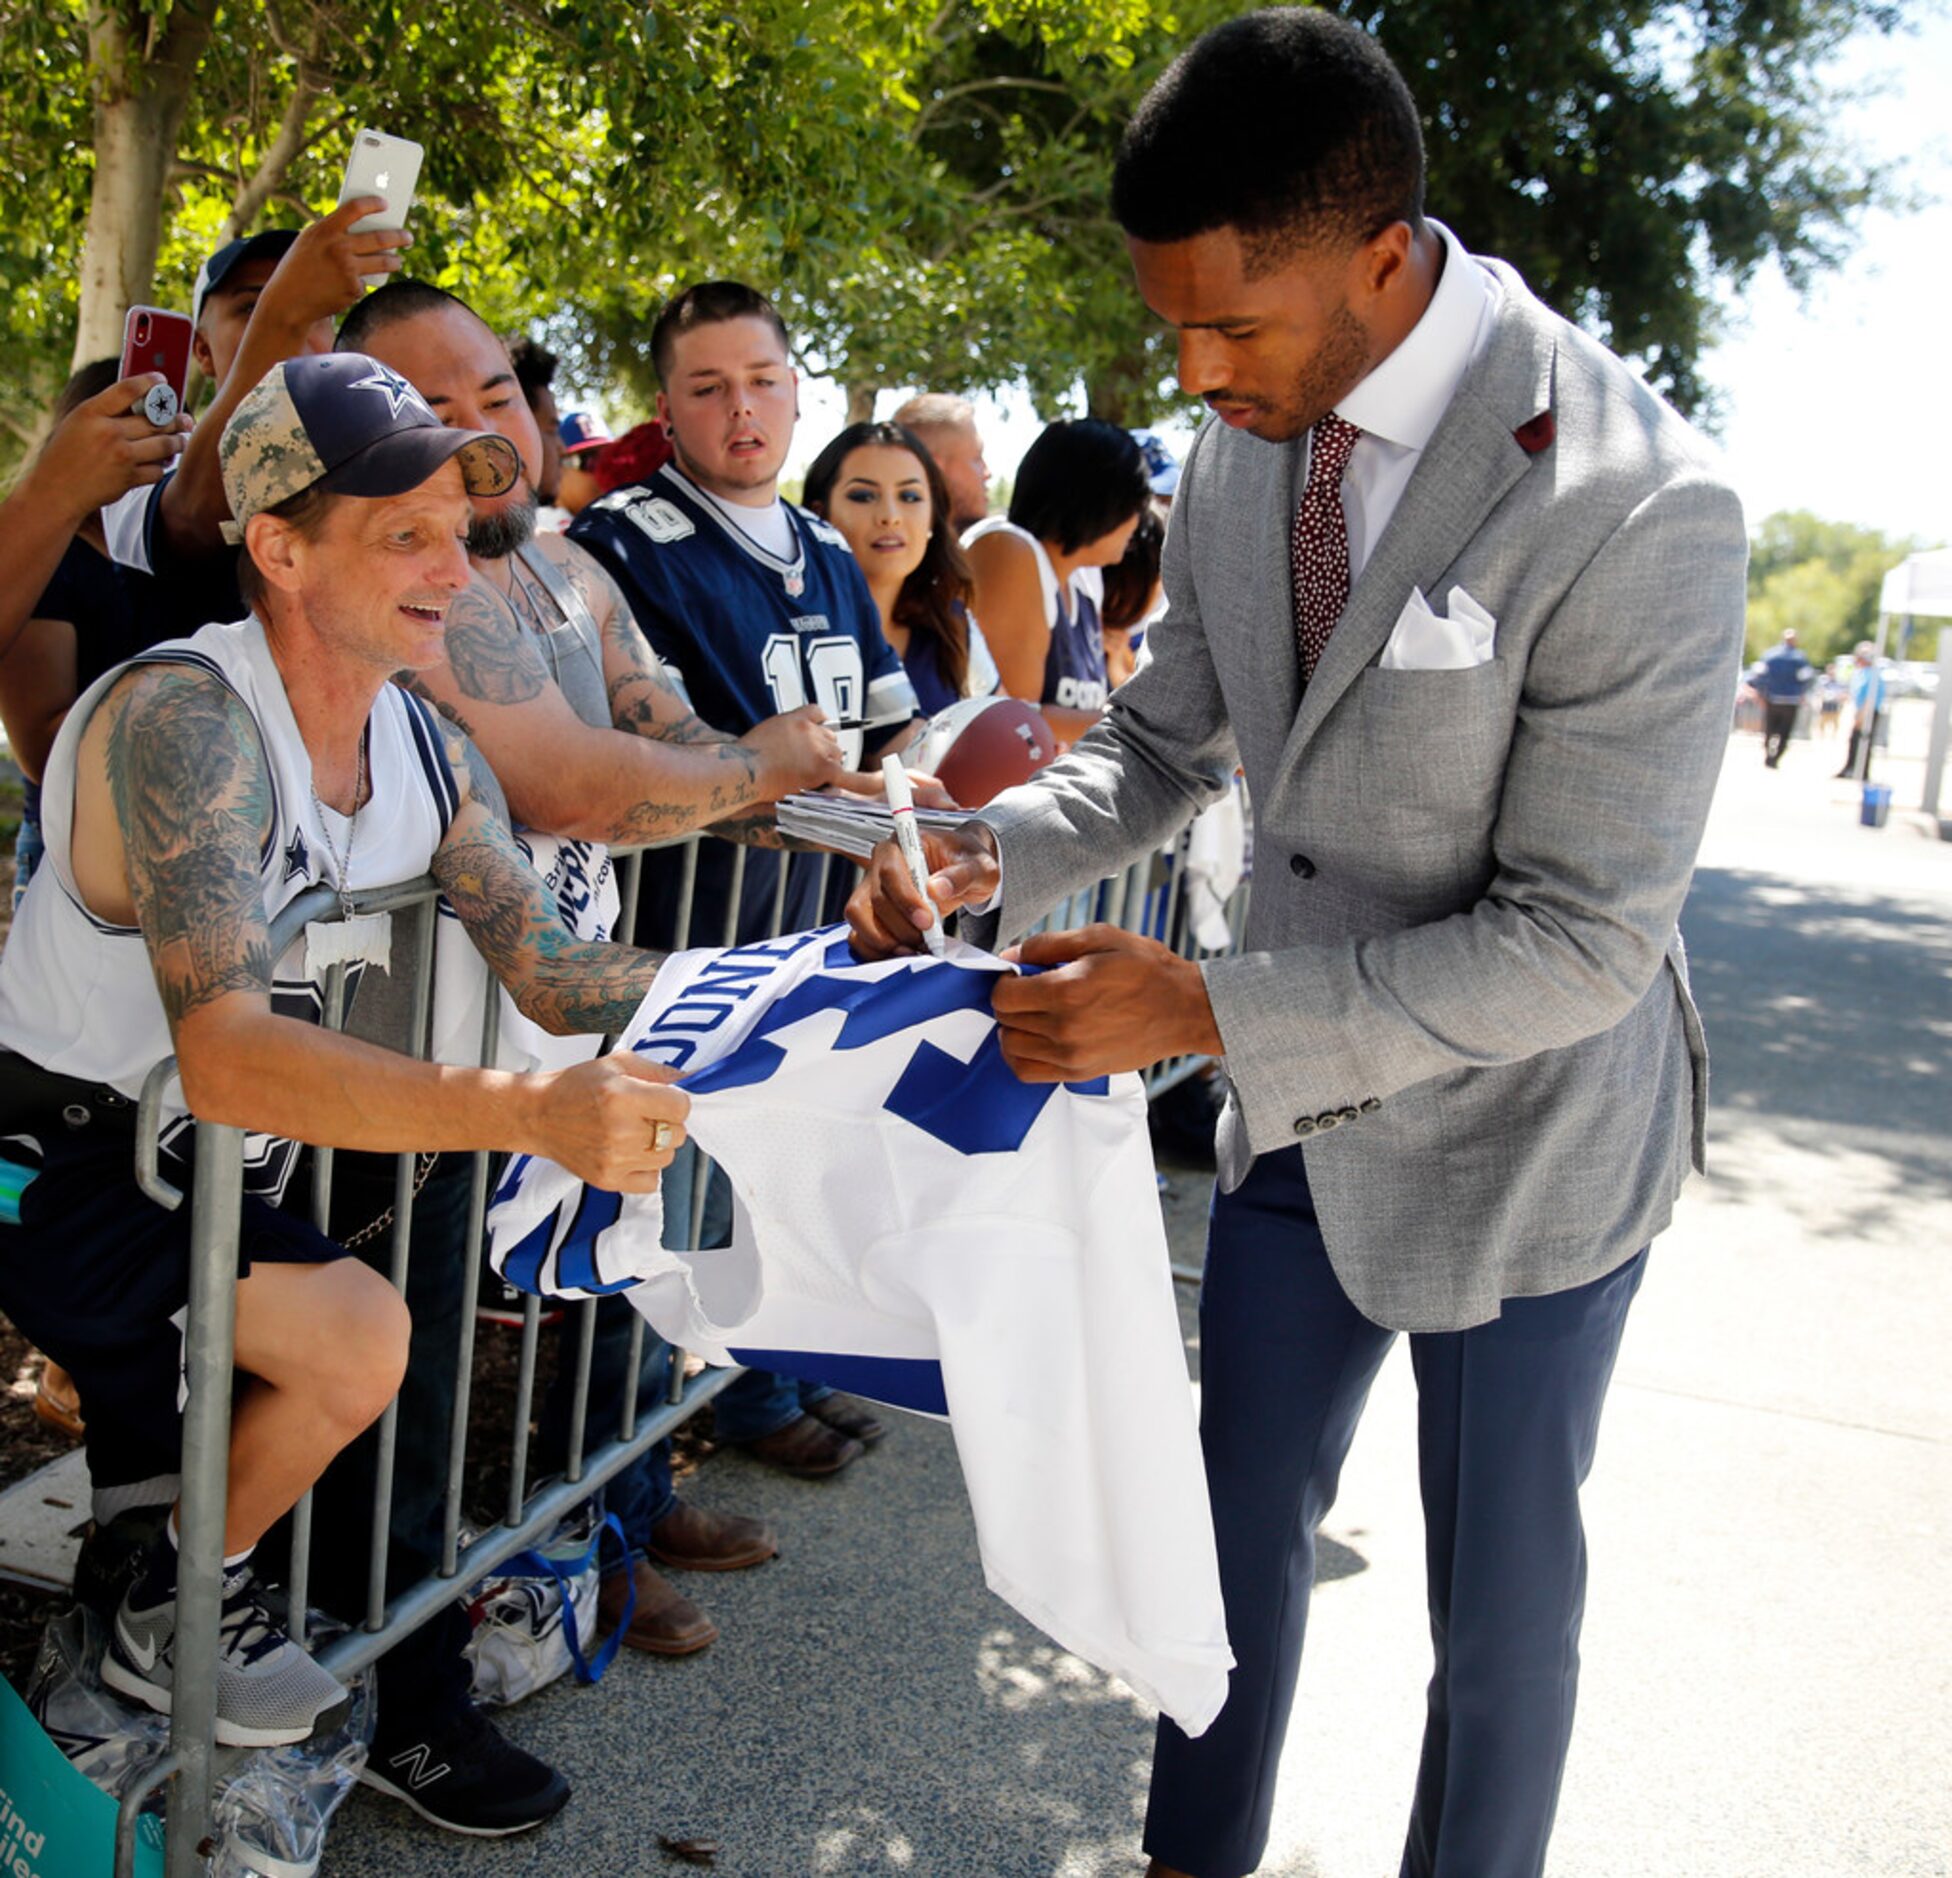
338, 129, 422, 282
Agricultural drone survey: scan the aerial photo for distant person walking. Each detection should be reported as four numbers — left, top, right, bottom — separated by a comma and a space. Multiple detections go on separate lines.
1817, 668, 1845, 738
1751, 629, 1814, 767
1837, 641, 1887, 780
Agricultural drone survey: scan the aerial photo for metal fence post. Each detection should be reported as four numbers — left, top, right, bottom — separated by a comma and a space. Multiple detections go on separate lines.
164, 1119, 246, 1878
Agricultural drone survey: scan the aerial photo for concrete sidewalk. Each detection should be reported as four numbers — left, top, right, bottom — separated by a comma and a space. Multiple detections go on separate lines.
324, 728, 1951, 1877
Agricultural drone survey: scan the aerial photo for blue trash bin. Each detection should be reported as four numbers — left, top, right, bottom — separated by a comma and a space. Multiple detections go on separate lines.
1860, 783, 1892, 828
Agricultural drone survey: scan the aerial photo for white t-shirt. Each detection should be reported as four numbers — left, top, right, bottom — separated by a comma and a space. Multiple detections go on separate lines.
100, 479, 165, 573
681, 474, 798, 561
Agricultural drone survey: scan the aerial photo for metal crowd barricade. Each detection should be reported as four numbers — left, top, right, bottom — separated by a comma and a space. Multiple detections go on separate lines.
110, 820, 1250, 1876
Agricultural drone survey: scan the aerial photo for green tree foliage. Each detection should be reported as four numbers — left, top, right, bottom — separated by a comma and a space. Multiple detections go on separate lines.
1745, 509, 1925, 664
0, 0, 1912, 461
1370, 0, 1906, 423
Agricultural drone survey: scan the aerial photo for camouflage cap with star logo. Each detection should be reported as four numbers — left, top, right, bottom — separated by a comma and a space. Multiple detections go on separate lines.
220, 351, 520, 542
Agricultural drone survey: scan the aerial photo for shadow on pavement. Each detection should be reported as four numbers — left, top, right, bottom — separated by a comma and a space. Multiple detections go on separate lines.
1683, 866, 1951, 1177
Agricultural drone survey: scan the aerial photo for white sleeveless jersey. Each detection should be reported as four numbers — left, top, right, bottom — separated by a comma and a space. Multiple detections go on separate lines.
485, 924, 1234, 1736
0, 615, 458, 1198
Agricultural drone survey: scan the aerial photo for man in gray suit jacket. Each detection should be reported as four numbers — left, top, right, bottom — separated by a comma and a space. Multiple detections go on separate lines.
851, 12, 1747, 1876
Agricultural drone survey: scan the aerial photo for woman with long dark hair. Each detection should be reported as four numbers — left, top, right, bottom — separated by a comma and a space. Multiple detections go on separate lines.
963, 417, 1148, 744
803, 421, 998, 716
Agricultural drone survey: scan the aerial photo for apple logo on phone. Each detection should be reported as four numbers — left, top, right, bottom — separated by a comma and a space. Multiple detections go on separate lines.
375, 170, 390, 193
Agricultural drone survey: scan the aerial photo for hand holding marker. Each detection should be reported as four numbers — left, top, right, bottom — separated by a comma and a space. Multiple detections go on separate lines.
882, 754, 946, 958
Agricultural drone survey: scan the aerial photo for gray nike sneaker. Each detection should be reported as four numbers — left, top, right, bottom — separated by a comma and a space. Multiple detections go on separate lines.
102, 1562, 349, 1747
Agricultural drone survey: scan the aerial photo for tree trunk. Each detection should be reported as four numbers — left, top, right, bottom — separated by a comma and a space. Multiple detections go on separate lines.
72, 2, 218, 370
1085, 336, 1157, 430
844, 381, 878, 426
218, 78, 325, 246
1084, 372, 1139, 428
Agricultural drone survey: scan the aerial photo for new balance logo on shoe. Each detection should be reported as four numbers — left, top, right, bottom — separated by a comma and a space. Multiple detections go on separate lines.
358, 1703, 572, 1835
387, 1743, 455, 1790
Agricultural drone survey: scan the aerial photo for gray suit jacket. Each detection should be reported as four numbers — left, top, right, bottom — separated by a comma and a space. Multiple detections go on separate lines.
973, 258, 1748, 1332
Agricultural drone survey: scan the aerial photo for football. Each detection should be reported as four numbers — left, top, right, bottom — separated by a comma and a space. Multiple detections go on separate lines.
915, 696, 1058, 808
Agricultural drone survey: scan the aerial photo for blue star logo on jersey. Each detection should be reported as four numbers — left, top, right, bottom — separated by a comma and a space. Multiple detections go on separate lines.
282, 824, 310, 883
347, 362, 434, 422
678, 934, 1106, 1156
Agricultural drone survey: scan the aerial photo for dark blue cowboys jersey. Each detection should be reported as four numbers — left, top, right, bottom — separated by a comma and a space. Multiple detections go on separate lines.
569, 463, 921, 945
570, 463, 917, 763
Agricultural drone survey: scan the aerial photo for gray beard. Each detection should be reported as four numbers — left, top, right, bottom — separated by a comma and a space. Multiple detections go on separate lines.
468, 491, 538, 560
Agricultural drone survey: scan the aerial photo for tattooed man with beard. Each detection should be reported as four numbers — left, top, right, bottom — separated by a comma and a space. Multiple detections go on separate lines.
335, 282, 821, 1672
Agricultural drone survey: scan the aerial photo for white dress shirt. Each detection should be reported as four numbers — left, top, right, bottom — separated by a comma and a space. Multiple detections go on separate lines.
1326, 219, 1497, 582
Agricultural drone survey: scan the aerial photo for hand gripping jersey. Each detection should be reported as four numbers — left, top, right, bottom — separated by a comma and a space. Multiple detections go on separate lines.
486, 925, 1233, 1735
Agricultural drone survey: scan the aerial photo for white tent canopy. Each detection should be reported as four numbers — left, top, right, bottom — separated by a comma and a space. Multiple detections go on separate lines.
1878, 547, 1952, 619
1877, 548, 1952, 821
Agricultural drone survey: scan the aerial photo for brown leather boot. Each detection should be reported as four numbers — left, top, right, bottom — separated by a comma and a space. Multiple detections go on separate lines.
645, 1498, 778, 1572
597, 1559, 718, 1656
738, 1411, 863, 1478
33, 1360, 84, 1439
804, 1392, 887, 1446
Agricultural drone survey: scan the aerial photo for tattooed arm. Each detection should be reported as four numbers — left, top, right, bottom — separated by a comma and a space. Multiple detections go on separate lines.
400, 565, 841, 846
432, 723, 670, 1035
567, 538, 844, 815
83, 663, 685, 1190
98, 664, 280, 1027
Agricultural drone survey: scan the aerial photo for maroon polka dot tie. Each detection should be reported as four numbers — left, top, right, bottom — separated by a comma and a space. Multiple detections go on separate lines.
1290, 413, 1363, 682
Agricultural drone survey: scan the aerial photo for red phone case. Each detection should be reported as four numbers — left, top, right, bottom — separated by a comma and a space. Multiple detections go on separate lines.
120, 306, 194, 402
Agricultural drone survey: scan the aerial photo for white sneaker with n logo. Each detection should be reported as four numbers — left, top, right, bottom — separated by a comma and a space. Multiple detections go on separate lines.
102, 1561, 349, 1747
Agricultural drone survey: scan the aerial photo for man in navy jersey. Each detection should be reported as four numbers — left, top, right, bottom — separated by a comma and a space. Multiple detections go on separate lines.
572, 281, 925, 1475
570, 278, 923, 929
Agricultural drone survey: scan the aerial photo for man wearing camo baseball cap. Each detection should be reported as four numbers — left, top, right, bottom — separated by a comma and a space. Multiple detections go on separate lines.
220, 349, 519, 540
0, 347, 690, 1766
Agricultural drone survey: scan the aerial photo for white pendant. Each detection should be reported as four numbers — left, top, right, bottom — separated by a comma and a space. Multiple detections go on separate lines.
306, 910, 393, 974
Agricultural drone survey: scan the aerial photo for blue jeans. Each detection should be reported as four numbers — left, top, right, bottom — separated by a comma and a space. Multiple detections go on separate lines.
12, 791, 43, 914
1144, 1147, 1646, 1878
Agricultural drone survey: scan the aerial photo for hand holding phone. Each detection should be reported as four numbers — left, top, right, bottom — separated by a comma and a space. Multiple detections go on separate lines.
245, 195, 411, 346
120, 307, 194, 425
18, 375, 192, 524
337, 130, 422, 284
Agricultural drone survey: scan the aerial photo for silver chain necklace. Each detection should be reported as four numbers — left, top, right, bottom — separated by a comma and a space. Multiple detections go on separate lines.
309, 728, 368, 924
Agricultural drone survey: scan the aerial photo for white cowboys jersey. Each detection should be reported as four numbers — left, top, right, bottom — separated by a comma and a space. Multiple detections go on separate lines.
429, 827, 618, 1073
0, 615, 457, 1199
485, 924, 1234, 1736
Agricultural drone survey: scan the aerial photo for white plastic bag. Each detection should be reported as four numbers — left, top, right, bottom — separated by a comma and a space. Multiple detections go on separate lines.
25, 1604, 373, 1878
461, 1509, 627, 1707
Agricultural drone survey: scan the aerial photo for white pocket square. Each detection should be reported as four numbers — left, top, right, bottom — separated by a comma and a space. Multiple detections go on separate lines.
1379, 585, 1496, 671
